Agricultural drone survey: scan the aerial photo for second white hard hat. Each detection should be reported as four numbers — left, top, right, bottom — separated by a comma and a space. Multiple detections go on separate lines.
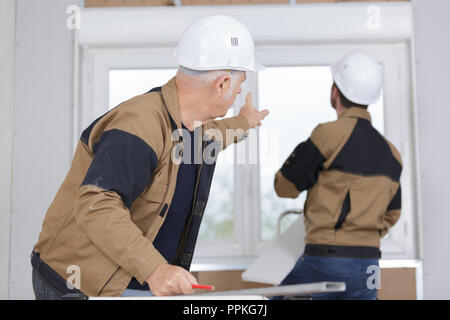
331, 52, 383, 105
174, 15, 265, 72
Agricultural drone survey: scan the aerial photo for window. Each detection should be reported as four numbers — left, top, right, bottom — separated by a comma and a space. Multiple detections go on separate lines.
198, 114, 235, 242
109, 69, 176, 109
78, 4, 418, 262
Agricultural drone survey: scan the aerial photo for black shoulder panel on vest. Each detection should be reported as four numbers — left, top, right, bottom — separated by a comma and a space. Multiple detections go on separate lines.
329, 118, 402, 182
146, 87, 162, 94
146, 86, 177, 131
387, 185, 402, 211
81, 129, 158, 210
81, 87, 163, 147
281, 138, 326, 192
81, 116, 103, 147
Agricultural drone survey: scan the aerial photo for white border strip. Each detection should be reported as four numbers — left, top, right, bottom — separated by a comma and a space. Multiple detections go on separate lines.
78, 3, 412, 47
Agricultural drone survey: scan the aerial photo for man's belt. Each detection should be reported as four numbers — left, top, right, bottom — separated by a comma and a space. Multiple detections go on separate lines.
304, 244, 381, 259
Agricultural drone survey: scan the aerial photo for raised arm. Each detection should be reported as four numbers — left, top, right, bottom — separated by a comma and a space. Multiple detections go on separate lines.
204, 93, 269, 151
274, 125, 327, 198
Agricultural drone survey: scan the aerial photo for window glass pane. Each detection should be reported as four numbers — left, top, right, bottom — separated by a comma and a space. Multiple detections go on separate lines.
198, 130, 235, 241
109, 69, 177, 109
258, 66, 384, 240
109, 69, 235, 242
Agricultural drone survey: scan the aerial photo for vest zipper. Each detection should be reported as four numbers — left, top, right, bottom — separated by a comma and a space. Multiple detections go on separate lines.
173, 138, 206, 267
97, 266, 120, 296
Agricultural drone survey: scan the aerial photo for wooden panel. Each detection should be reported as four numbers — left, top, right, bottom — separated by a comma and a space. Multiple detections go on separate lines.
195, 267, 417, 299
297, 0, 336, 3
378, 268, 416, 300
194, 270, 271, 292
85, 0, 409, 6
182, 0, 289, 5
181, 0, 210, 5
85, 0, 174, 7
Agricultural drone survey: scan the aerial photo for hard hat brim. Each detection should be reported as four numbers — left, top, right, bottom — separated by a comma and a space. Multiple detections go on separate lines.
174, 60, 266, 72
248, 60, 266, 72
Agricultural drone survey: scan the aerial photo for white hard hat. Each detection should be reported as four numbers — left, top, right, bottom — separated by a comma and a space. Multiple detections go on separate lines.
174, 15, 265, 72
331, 52, 383, 105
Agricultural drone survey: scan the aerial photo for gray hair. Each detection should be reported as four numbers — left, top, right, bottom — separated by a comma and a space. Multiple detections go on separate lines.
178, 66, 237, 79
177, 66, 243, 99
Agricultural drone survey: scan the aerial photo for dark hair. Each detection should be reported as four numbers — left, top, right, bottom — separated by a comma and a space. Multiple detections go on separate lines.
333, 83, 368, 110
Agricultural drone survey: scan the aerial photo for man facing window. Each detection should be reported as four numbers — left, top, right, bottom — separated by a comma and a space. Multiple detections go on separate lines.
274, 52, 402, 300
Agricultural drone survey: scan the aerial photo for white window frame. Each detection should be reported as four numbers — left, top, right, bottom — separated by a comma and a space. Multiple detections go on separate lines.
74, 2, 421, 266
249, 43, 417, 260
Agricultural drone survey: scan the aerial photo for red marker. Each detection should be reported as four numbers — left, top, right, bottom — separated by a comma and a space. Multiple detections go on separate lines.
192, 284, 215, 290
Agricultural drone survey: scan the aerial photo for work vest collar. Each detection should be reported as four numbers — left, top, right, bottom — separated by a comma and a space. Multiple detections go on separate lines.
161, 77, 182, 131
162, 77, 211, 140
339, 107, 372, 122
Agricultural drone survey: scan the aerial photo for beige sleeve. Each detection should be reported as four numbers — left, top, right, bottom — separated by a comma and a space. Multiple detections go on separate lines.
380, 183, 402, 238
76, 98, 169, 284
203, 114, 250, 151
380, 209, 401, 238
274, 170, 300, 199
74, 185, 167, 284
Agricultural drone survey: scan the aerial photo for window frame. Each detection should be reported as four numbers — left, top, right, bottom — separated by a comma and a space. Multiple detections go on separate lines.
249, 43, 418, 259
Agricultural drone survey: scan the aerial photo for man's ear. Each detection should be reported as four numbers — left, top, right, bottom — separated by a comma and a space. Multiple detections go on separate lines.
331, 84, 338, 98
330, 84, 338, 109
215, 74, 231, 97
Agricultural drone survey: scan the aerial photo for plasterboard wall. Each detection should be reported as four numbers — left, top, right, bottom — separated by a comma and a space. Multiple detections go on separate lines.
0, 0, 16, 300
411, 0, 450, 299
10, 0, 83, 299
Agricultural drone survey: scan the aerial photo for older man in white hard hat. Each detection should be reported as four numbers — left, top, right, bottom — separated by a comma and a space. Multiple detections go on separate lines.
31, 15, 268, 299
274, 52, 402, 300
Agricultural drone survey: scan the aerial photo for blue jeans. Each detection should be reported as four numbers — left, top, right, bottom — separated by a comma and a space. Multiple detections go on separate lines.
32, 268, 63, 300
121, 289, 154, 297
33, 267, 154, 299
275, 254, 379, 300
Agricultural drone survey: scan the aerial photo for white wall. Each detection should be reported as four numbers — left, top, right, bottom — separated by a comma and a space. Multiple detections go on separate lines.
412, 0, 450, 299
0, 0, 16, 300
10, 0, 82, 299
